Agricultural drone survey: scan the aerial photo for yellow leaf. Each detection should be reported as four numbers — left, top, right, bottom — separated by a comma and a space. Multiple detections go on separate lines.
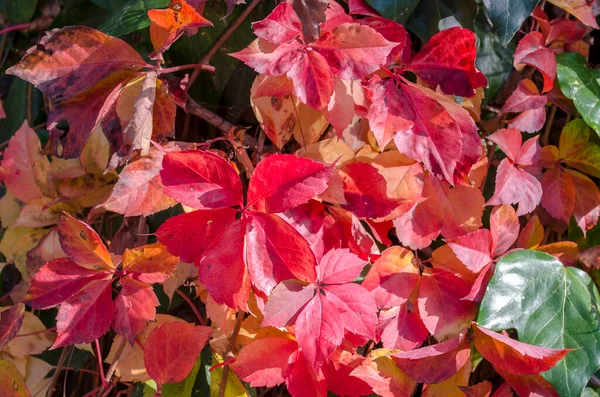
0, 359, 31, 397
210, 353, 249, 397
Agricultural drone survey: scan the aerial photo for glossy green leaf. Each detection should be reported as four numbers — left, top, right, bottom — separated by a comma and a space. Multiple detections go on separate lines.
582, 388, 600, 397
557, 52, 600, 137
478, 250, 600, 397
365, 0, 421, 24
98, 0, 170, 37
482, 0, 539, 44
475, 13, 515, 103
5, 0, 38, 23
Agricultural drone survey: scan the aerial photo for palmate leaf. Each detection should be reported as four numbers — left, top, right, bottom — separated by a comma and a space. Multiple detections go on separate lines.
477, 250, 600, 397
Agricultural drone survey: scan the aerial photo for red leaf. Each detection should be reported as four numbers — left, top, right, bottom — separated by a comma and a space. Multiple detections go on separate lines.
247, 154, 334, 213
498, 371, 559, 397
407, 27, 487, 98
311, 23, 396, 80
501, 79, 547, 133
541, 166, 576, 223
325, 283, 378, 341
144, 321, 212, 391
6, 26, 148, 102
160, 150, 243, 209
472, 324, 571, 375
460, 381, 492, 397
246, 212, 318, 295
262, 281, 317, 327
378, 293, 428, 351
490, 205, 519, 257
285, 349, 328, 397
0, 303, 25, 351
156, 208, 237, 262
198, 219, 250, 310
287, 49, 334, 109
514, 32, 556, 93
322, 350, 373, 397
418, 268, 476, 340
338, 161, 402, 219
362, 246, 420, 309
350, 350, 417, 397
112, 277, 158, 345
359, 17, 411, 64
252, 3, 302, 44
53, 276, 113, 348
569, 169, 600, 233
446, 229, 493, 274
296, 290, 344, 368
230, 337, 299, 387
147, 0, 212, 56
392, 336, 471, 384
57, 213, 114, 271
27, 258, 107, 309
317, 248, 366, 285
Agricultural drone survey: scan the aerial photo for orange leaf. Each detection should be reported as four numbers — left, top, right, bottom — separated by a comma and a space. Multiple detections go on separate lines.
57, 213, 114, 271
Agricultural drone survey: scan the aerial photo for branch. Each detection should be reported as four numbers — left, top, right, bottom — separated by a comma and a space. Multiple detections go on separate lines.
218, 312, 245, 397
185, 96, 255, 175
187, 0, 264, 90
0, 23, 30, 36
175, 289, 207, 326
96, 337, 127, 397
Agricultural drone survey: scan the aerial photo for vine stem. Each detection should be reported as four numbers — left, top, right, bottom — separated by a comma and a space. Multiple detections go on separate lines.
94, 340, 109, 389
175, 289, 207, 326
96, 337, 127, 397
218, 312, 245, 397
185, 95, 255, 175
46, 346, 72, 397
187, 0, 264, 90
13, 327, 56, 338
541, 104, 557, 146
159, 63, 216, 74
0, 23, 30, 36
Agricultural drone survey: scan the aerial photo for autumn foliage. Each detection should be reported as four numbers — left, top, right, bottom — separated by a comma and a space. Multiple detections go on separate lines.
0, 0, 600, 396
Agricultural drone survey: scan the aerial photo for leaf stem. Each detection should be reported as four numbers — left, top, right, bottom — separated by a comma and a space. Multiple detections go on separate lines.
541, 104, 557, 146
187, 0, 264, 90
13, 327, 57, 338
175, 289, 207, 326
158, 63, 216, 75
0, 23, 30, 36
94, 339, 108, 389
218, 312, 245, 397
96, 337, 127, 397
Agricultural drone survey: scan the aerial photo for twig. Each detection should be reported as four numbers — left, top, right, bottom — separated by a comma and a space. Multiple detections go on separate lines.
97, 337, 127, 397
218, 312, 245, 397
46, 346, 72, 397
0, 23, 30, 36
94, 340, 108, 389
187, 0, 264, 90
13, 327, 56, 338
159, 63, 216, 74
541, 104, 557, 146
175, 289, 207, 326
185, 95, 255, 175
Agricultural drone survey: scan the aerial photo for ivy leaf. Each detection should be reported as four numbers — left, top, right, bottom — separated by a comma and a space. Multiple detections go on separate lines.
477, 250, 600, 397
482, 0, 540, 44
364, 0, 420, 24
99, 0, 170, 37
556, 52, 600, 137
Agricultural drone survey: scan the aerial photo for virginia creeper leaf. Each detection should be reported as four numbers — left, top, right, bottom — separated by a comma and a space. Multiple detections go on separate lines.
57, 213, 114, 271
514, 32, 556, 93
112, 276, 159, 345
0, 303, 25, 351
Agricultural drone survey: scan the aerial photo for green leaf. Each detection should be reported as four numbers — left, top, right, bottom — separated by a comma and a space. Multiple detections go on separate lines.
5, 0, 38, 23
0, 79, 42, 141
481, 0, 539, 45
365, 0, 421, 24
475, 13, 515, 103
582, 388, 600, 397
98, 0, 169, 37
405, 0, 477, 42
557, 52, 600, 138
478, 250, 600, 397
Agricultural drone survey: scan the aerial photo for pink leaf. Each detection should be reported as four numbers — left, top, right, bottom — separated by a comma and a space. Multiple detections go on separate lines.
262, 281, 317, 327
514, 32, 556, 93
378, 296, 428, 351
487, 159, 543, 216
317, 248, 366, 285
490, 205, 519, 257
252, 3, 302, 44
446, 229, 494, 274
325, 283, 378, 341
230, 38, 305, 76
287, 49, 334, 109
